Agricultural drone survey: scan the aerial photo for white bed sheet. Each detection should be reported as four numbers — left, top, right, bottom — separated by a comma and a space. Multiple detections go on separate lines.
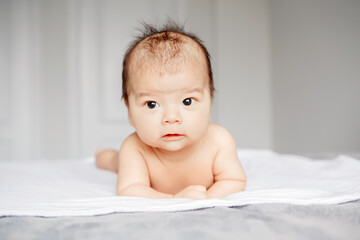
0, 149, 359, 217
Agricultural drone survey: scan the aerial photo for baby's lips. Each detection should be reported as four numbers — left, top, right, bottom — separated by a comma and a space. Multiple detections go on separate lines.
163, 133, 182, 137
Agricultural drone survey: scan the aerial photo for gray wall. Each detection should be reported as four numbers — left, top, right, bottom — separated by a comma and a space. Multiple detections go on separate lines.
271, 0, 360, 155
216, 0, 273, 149
39, 0, 69, 158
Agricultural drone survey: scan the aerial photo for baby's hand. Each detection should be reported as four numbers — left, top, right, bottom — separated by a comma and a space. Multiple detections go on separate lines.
174, 185, 207, 200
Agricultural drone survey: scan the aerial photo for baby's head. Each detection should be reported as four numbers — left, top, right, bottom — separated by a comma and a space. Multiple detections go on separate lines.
122, 21, 215, 151
122, 21, 214, 107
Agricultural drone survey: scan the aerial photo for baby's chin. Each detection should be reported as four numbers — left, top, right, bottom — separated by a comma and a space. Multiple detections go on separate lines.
151, 142, 188, 153
157, 139, 206, 153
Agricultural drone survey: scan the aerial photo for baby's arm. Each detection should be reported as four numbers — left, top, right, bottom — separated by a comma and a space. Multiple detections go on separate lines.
207, 127, 246, 199
117, 134, 172, 199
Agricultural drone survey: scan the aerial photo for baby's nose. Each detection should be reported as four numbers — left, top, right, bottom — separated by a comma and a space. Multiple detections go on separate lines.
162, 109, 182, 124
164, 119, 180, 124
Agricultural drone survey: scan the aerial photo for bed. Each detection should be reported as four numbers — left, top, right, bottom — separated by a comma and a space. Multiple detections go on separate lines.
1, 150, 359, 239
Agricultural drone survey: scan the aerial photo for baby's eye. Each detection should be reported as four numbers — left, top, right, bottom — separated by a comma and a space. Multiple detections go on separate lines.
146, 101, 159, 109
182, 98, 193, 106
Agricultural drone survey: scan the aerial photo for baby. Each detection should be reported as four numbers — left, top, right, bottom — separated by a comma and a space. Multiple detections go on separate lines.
96, 22, 246, 199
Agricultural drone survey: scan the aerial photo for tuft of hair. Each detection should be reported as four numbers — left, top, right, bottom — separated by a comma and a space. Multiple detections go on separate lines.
122, 19, 215, 106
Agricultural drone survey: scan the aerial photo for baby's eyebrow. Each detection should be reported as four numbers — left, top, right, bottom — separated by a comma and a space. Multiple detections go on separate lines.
183, 87, 203, 94
134, 87, 204, 99
136, 92, 153, 98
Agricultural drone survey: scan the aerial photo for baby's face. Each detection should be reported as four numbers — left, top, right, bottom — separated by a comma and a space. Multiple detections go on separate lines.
127, 65, 211, 152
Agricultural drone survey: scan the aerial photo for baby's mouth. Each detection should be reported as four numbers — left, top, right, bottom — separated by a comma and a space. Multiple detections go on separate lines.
162, 134, 184, 139
164, 134, 182, 137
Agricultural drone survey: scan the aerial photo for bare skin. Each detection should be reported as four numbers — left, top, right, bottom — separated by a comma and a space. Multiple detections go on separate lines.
96, 123, 246, 199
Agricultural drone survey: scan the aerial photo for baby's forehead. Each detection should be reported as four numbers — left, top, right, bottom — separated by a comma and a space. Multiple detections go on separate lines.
128, 66, 210, 100
128, 32, 207, 76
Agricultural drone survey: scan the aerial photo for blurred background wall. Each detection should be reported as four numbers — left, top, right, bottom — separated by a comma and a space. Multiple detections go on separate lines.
0, 0, 359, 161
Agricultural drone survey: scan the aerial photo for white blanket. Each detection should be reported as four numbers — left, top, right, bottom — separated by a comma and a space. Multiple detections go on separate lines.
0, 150, 359, 217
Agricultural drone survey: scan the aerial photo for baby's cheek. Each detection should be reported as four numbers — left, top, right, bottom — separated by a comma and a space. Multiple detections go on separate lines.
191, 114, 209, 137
135, 120, 159, 144
136, 130, 154, 146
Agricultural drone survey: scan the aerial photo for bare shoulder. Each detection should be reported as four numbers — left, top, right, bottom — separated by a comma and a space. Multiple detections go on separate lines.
207, 123, 237, 148
120, 132, 146, 153
121, 132, 140, 147
118, 132, 149, 167
207, 123, 239, 166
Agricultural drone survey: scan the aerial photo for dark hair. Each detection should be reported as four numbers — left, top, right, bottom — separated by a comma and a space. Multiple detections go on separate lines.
122, 20, 214, 106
